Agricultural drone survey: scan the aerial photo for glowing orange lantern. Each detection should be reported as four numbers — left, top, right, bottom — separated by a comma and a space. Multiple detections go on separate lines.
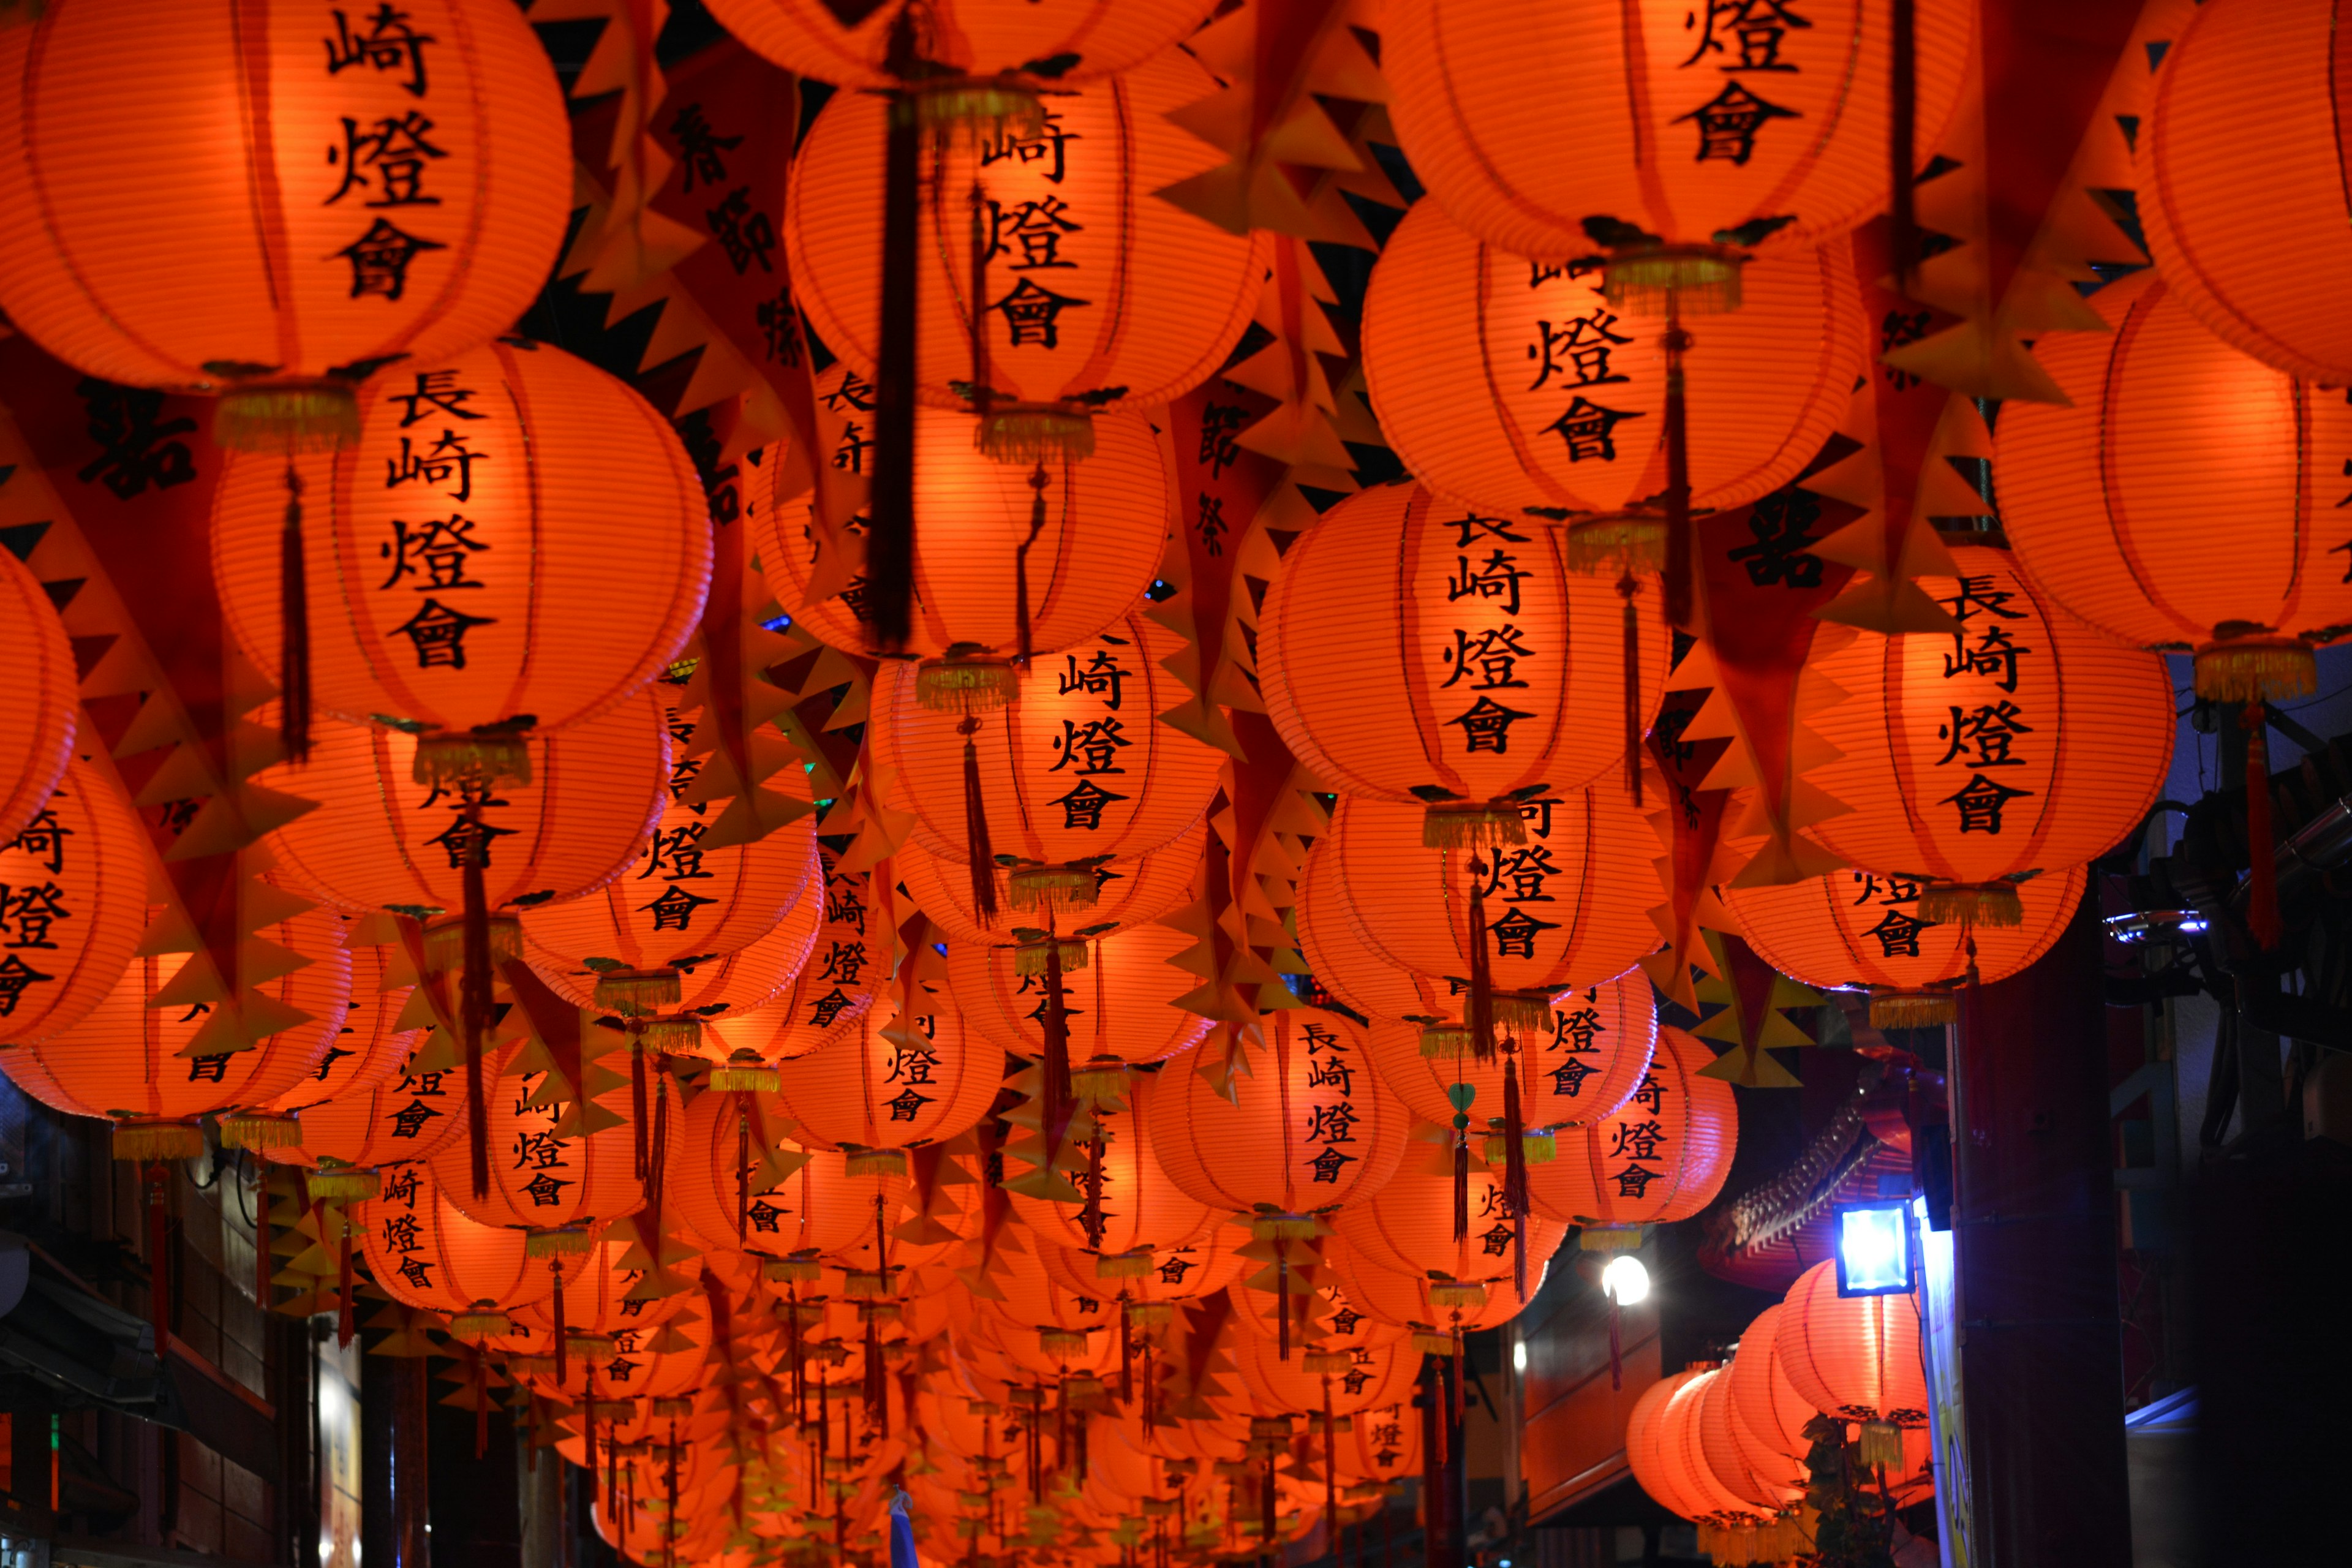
951, 926, 1211, 1069
900, 821, 1203, 947
1523, 1025, 1735, 1240
262, 1042, 464, 1187
1038, 1237, 1243, 1311
359, 1161, 563, 1338
769, 993, 1001, 1172
784, 48, 1268, 435
1997, 269, 2352, 700
1774, 1259, 1928, 1469
2139, 0, 2352, 385
1629, 1369, 1773, 1551
1363, 201, 1864, 535
1804, 546, 2173, 919
0, 751, 149, 1047
514, 1233, 692, 1346
260, 930, 420, 1120
1334, 1143, 1571, 1298
0, 0, 570, 437
1006, 1066, 1219, 1261
0, 549, 74, 843
1726, 862, 2087, 1029
1146, 1011, 1410, 1221
6, 904, 352, 1159
1319, 1236, 1532, 1340
430, 1041, 647, 1253
1363, 974, 1657, 1137
700, 0, 1215, 89
1229, 1334, 1419, 1421
666, 1081, 812, 1257
1697, 1357, 1800, 1519
1383, 0, 1975, 265
760, 371, 1173, 665
1724, 1305, 1812, 1507
213, 341, 710, 758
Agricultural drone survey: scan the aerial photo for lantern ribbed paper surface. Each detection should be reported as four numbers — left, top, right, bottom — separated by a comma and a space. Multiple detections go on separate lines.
1334, 1146, 1570, 1287
2139, 0, 2352, 385
263, 935, 418, 1112
1006, 1076, 1219, 1257
1262, 486, 1669, 809
262, 1044, 464, 1170
0, 549, 75, 845
665, 1084, 807, 1255
701, 0, 1216, 89
0, 753, 149, 1047
1229, 1333, 1418, 1420
1628, 1370, 1716, 1521
0, 0, 570, 395
213, 341, 710, 734
1364, 203, 1865, 519
1725, 1305, 1814, 1501
360, 1162, 563, 1325
431, 1043, 648, 1240
1363, 973, 1656, 1133
1698, 1354, 1795, 1512
785, 47, 1267, 412
1525, 1026, 1734, 1230
770, 996, 1001, 1157
1998, 271, 2352, 674
951, 925, 1210, 1068
1727, 864, 2085, 1002
1383, 0, 1975, 258
1774, 1259, 1930, 1428
514, 1234, 690, 1338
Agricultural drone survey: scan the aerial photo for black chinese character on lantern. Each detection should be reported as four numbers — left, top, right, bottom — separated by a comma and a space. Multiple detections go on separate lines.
1057, 647, 1130, 709
1049, 779, 1129, 831
1849, 872, 1927, 907
979, 111, 1082, 184
1479, 1221, 1517, 1258
1196, 492, 1227, 557
1156, 1253, 1196, 1284
1612, 1163, 1665, 1199
388, 370, 486, 428
989, 278, 1092, 350
1446, 548, 1534, 616
804, 987, 854, 1028
1487, 904, 1561, 959
825, 878, 869, 933
1940, 772, 2033, 835
1440, 624, 1539, 691
1307, 1145, 1358, 1183
1548, 1055, 1597, 1098
390, 598, 497, 669
0, 883, 70, 949
324, 4, 435, 97
385, 427, 489, 501
1305, 1102, 1360, 1145
987, 195, 1084, 270
1725, 486, 1825, 587
7, 810, 72, 876
1446, 695, 1539, 755
75, 379, 197, 499
382, 1167, 421, 1207
1480, 845, 1561, 903
886, 1087, 934, 1122
388, 1098, 442, 1138
186, 1053, 232, 1084
522, 1172, 573, 1207
1539, 394, 1645, 463
1630, 1072, 1667, 1114
640, 822, 716, 881
706, 187, 777, 274
668, 102, 742, 193
1936, 701, 2035, 769
332, 217, 448, 301
0, 956, 56, 1018
1864, 905, 1938, 959
1681, 0, 1812, 72
1049, 717, 1131, 776
326, 111, 448, 208
639, 883, 719, 932
816, 940, 870, 986
1526, 309, 1634, 391
380, 512, 489, 590
1673, 83, 1800, 165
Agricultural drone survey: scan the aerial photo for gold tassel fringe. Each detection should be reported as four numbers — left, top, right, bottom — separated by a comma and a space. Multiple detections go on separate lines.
2195, 633, 2315, 704
1070, 1059, 1128, 1105
765, 1254, 824, 1283
1127, 1302, 1174, 1327
1493, 990, 1553, 1035
219, 1112, 302, 1150
1856, 1419, 1905, 1471
423, 913, 521, 972
304, 1163, 381, 1201
975, 404, 1095, 465
1422, 802, 1528, 851
914, 653, 1019, 714
1250, 1212, 1319, 1242
568, 1332, 619, 1365
1038, 1328, 1088, 1357
594, 968, 682, 1014
1427, 1280, 1486, 1310
1869, 990, 1956, 1029
1600, 245, 1744, 314
845, 1147, 910, 1178
525, 1224, 595, 1258
1410, 1330, 1454, 1356
1300, 1351, 1351, 1375
213, 381, 359, 453
1561, 514, 1667, 575
1012, 939, 1090, 978
652, 1397, 693, 1419
451, 1308, 514, 1340
1008, 864, 1099, 911
1095, 1249, 1153, 1279
842, 1269, 891, 1300
411, 731, 533, 788
910, 81, 1046, 139
1484, 1128, 1557, 1166
113, 1120, 205, 1162
1578, 1224, 1645, 1252
641, 1017, 704, 1055
710, 1051, 779, 1092
1419, 1023, 1472, 1057
1915, 881, 2024, 928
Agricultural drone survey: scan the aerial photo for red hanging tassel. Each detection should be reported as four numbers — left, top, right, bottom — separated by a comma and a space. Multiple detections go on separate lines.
146, 1161, 172, 1356
336, 1206, 356, 1348
1080, 1132, 1105, 1247
1276, 1239, 1290, 1362
1891, 0, 1920, 288
631, 1030, 651, 1180
867, 9, 921, 651
2245, 701, 2282, 949
864, 1311, 886, 1430
1662, 303, 1694, 631
1015, 464, 1047, 665
460, 790, 492, 1200
1466, 865, 1495, 1061
551, 1257, 568, 1387
1452, 1128, 1469, 1244
735, 1096, 752, 1243
960, 717, 999, 921
279, 462, 311, 764
1042, 938, 1073, 1162
1619, 571, 1643, 807
1119, 1299, 1134, 1405
584, 1381, 599, 1518
1260, 1453, 1275, 1544
648, 1067, 671, 1238
1502, 1051, 1530, 1302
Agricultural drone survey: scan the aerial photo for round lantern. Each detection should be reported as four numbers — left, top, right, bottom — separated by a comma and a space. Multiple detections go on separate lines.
262, 1041, 466, 1186
1774, 1258, 1928, 1469
261, 932, 418, 1116
0, 549, 74, 845
1304, 791, 1659, 1020
769, 992, 1001, 1170
213, 339, 710, 756
1365, 974, 1657, 1138
784, 47, 1268, 434
1524, 1025, 1735, 1239
1319, 1235, 1533, 1340
1259, 484, 1668, 840
1804, 545, 2173, 917
6, 903, 352, 1159
1695, 1365, 1798, 1520
0, 750, 149, 1047
431, 1042, 647, 1251
685, 846, 879, 1072
761, 386, 1170, 668
668, 1084, 841, 1262
1006, 1067, 1220, 1262
258, 697, 670, 924
700, 0, 1216, 89
1229, 1333, 1419, 1422
1383, 0, 1975, 267
1997, 269, 2352, 699
514, 1233, 692, 1346
1363, 200, 1866, 535
359, 1161, 562, 1338
1629, 1369, 1771, 1546
1722, 1306, 1812, 1509
901, 821, 1202, 948
1332, 1400, 1421, 1489
1038, 1237, 1243, 1312
873, 611, 1219, 906
951, 926, 1211, 1069
1333, 1142, 1571, 1295
1727, 862, 2087, 1029
1146, 1009, 1410, 1221
2139, 0, 2352, 385
0, 0, 570, 434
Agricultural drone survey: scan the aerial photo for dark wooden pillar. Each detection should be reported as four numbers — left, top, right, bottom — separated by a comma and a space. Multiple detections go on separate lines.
1951, 895, 2132, 1566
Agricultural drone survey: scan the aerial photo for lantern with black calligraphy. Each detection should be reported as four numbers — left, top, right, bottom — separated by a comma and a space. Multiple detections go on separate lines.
1260, 484, 1669, 846
1333, 1401, 1420, 1490
1337, 1142, 1572, 1307
784, 47, 1267, 455
1007, 1066, 1221, 1266
358, 1161, 565, 1340
261, 1042, 465, 1194
513, 1234, 692, 1380
0, 549, 74, 845
1719, 1306, 1812, 1514
1726, 864, 2087, 1030
681, 848, 880, 1077
900, 822, 1204, 948
1523, 1025, 1735, 1245
0, 752, 149, 1049
667, 1081, 811, 1259
0, 0, 571, 442
256, 932, 421, 1158
951, 927, 1211, 1071
1802, 546, 2173, 925
701, 0, 1216, 92
872, 611, 1219, 919
1363, 974, 1657, 1144
1318, 1238, 1529, 1370
769, 993, 1000, 1176
4, 903, 353, 1160
429, 1038, 648, 1256
1775, 1259, 1929, 1471
1363, 200, 1866, 565
1039, 1238, 1244, 1315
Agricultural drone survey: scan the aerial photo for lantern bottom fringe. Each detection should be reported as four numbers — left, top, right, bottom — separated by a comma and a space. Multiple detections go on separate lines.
1870, 990, 1957, 1029
1422, 801, 1528, 851
304, 1163, 381, 1201
915, 652, 1019, 714
1299, 1351, 1351, 1375
710, 1053, 780, 1092
423, 912, 521, 971
764, 1255, 823, 1284
2195, 633, 2314, 704
1856, 1419, 1905, 1471
1038, 1329, 1088, 1357
451, 1308, 514, 1340
1560, 514, 1668, 575
595, 968, 683, 1014
411, 730, 534, 788
651, 1396, 694, 1420
845, 1147, 910, 1178
1126, 1302, 1174, 1327
840, 1269, 891, 1300
1095, 1249, 1153, 1279
1070, 1058, 1128, 1104
1578, 1224, 1645, 1252
1409, 1330, 1454, 1356
1484, 1128, 1557, 1166
1248, 1213, 1319, 1242
526, 1224, 595, 1258
1491, 990, 1553, 1035
1012, 939, 1090, 978
1599, 243, 1744, 314
641, 1017, 704, 1055
1008, 864, 1100, 911
219, 1112, 302, 1150
565, 1332, 620, 1365
113, 1120, 205, 1163
1916, 880, 2023, 928
902, 80, 1046, 139
1427, 1280, 1486, 1310
975, 404, 1096, 465
1417, 1023, 1472, 1058
214, 380, 359, 454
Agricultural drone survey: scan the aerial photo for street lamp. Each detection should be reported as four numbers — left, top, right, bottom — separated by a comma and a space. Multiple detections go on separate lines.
1833, 1198, 1915, 1297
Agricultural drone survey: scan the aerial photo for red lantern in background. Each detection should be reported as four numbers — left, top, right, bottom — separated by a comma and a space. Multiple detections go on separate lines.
690, 846, 881, 1072
0, 750, 150, 1049
899, 822, 1204, 948
0, 548, 74, 843
360, 1161, 565, 1339
1363, 974, 1657, 1137
261, 930, 420, 1118
1335, 1143, 1571, 1297
951, 926, 1210, 1069
699, 0, 1216, 89
262, 1042, 465, 1186
1724, 1305, 1813, 1509
1524, 1025, 1735, 1240
1006, 1065, 1220, 1262
769, 994, 1001, 1172
1774, 1259, 1929, 1471
431, 1039, 647, 1253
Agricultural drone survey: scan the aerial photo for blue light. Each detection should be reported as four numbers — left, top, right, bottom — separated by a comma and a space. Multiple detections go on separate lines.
1834, 1200, 1913, 1297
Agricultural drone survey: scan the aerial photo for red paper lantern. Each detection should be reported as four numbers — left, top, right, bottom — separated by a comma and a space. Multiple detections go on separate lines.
689, 846, 881, 1070
1774, 1258, 1929, 1469
0, 0, 571, 432
699, 0, 1215, 89
513, 1233, 691, 1344
261, 930, 420, 1116
1363, 974, 1657, 1136
1229, 1334, 1419, 1421
769, 993, 1001, 1170
1037, 1236, 1244, 1311
359, 1161, 562, 1338
951, 926, 1211, 1069
0, 751, 150, 1047
1724, 1305, 1813, 1507
1524, 1025, 1735, 1238
1334, 1144, 1571, 1293
666, 1082, 813, 1258
899, 821, 1203, 947
430, 1039, 647, 1252
1006, 1066, 1220, 1261
260, 1040, 465, 1183
1319, 1235, 1533, 1339
0, 548, 74, 844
